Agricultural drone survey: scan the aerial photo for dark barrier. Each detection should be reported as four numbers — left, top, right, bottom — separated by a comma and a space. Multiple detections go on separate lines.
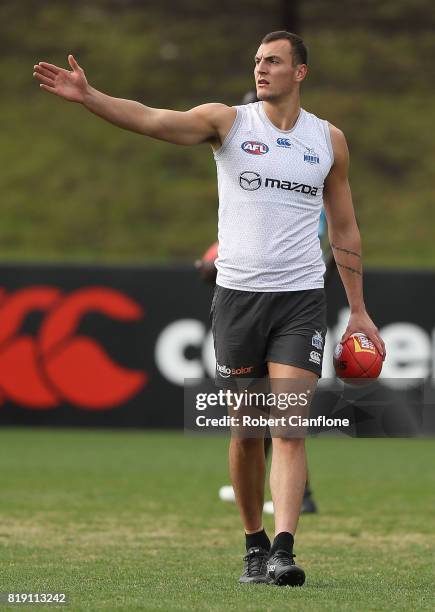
0, 263, 433, 432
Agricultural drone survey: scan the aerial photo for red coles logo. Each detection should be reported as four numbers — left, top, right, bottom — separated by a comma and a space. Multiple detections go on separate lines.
0, 286, 147, 411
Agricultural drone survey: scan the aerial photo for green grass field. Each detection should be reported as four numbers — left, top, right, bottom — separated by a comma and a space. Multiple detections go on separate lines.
0, 429, 433, 610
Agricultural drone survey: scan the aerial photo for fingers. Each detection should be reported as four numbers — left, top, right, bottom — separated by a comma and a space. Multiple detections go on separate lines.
37, 61, 61, 75
363, 330, 386, 361
39, 84, 57, 95
365, 326, 386, 360
68, 54, 81, 71
341, 327, 386, 360
34, 73, 55, 88
373, 333, 386, 360
340, 328, 351, 343
33, 64, 59, 94
33, 65, 55, 83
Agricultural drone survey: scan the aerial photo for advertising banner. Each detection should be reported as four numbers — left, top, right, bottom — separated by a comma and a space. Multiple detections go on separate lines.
0, 263, 433, 433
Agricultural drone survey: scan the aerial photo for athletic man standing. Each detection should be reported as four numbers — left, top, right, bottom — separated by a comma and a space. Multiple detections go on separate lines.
33, 31, 385, 587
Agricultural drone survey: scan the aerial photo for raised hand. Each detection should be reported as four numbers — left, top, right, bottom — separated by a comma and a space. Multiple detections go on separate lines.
33, 55, 88, 103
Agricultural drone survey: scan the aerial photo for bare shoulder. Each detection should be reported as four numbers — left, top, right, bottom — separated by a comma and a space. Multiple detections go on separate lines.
189, 103, 237, 148
327, 122, 349, 168
189, 103, 236, 125
328, 122, 347, 149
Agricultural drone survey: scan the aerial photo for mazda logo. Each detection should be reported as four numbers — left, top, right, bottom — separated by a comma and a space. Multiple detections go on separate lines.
239, 171, 262, 191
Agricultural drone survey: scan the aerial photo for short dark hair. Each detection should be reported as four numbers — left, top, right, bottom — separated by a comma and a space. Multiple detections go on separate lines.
261, 31, 308, 66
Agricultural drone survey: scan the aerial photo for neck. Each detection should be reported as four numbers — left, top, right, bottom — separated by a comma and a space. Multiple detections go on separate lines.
262, 91, 301, 131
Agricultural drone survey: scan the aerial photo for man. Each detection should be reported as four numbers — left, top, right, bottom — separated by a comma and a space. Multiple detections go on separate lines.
33, 30, 385, 587
197, 239, 320, 515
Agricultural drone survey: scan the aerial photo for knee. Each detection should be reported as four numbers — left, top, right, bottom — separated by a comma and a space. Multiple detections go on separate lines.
231, 437, 264, 452
272, 436, 305, 450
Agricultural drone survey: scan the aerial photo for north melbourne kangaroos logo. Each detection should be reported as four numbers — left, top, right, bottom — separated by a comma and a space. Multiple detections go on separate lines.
304, 147, 320, 164
311, 330, 324, 350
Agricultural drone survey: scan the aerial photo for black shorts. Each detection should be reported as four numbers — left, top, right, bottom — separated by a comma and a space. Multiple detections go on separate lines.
210, 285, 327, 388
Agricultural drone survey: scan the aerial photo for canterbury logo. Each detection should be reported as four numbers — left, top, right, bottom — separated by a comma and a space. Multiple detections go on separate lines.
239, 171, 262, 191
0, 286, 147, 410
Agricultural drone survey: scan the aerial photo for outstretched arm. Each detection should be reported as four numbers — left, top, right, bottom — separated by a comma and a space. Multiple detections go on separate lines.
33, 55, 234, 146
324, 125, 385, 358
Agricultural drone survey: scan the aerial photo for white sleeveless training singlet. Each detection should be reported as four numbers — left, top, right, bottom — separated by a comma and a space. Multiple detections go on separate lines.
213, 102, 334, 292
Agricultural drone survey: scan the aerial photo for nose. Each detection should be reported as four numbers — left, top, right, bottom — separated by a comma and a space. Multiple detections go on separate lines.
255, 59, 268, 76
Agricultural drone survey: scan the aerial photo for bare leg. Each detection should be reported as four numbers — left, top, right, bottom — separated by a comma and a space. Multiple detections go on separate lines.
229, 437, 265, 532
270, 437, 306, 535
268, 362, 318, 536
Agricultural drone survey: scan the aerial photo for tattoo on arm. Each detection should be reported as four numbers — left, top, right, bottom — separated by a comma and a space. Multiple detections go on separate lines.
331, 243, 361, 258
336, 262, 362, 276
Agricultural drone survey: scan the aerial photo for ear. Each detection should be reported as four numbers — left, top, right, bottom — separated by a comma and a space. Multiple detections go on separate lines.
295, 64, 308, 83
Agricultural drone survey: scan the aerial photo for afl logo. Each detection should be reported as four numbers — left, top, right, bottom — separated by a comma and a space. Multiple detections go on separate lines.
239, 171, 262, 191
241, 141, 269, 155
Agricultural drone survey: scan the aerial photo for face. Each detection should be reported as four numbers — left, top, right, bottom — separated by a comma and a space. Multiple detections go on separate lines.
254, 39, 307, 101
